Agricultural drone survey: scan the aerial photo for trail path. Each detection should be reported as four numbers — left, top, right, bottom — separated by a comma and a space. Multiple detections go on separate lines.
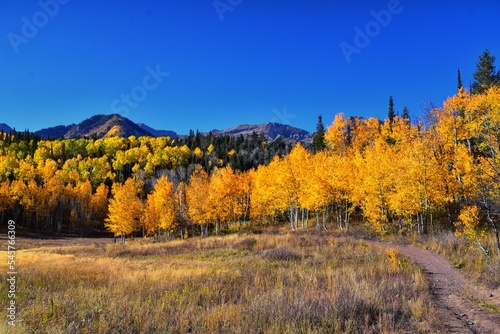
373, 241, 500, 333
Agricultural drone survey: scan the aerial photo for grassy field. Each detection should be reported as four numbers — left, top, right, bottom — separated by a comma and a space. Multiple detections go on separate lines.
0, 229, 440, 333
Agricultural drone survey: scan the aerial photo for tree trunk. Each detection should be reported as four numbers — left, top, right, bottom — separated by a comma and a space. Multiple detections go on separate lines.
294, 207, 299, 231
322, 210, 327, 230
344, 202, 350, 230
301, 208, 304, 229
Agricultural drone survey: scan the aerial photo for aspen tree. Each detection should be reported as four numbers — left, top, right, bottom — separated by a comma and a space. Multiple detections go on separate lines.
105, 179, 143, 243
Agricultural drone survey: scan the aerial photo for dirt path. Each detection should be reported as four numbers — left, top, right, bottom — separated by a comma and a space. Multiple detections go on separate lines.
374, 241, 500, 333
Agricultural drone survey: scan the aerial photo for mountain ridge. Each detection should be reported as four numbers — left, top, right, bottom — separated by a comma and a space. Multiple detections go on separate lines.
211, 122, 313, 144
27, 114, 314, 144
0, 123, 12, 133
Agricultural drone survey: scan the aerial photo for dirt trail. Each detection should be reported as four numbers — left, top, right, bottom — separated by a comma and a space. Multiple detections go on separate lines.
374, 241, 500, 333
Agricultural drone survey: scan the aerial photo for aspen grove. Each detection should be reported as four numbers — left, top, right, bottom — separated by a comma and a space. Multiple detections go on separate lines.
1, 87, 500, 249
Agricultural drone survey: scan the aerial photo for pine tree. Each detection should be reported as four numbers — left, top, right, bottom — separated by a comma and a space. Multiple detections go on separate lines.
312, 115, 326, 153
472, 49, 500, 94
402, 106, 410, 122
457, 69, 463, 91
388, 96, 395, 124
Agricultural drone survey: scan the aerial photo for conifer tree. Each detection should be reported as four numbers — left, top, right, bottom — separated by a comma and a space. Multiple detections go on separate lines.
472, 49, 500, 94
312, 115, 326, 153
388, 96, 395, 124
457, 69, 463, 91
402, 106, 410, 122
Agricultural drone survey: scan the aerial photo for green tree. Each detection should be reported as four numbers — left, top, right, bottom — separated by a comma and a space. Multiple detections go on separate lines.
312, 115, 326, 153
402, 106, 410, 121
457, 68, 463, 91
388, 96, 395, 124
472, 49, 500, 94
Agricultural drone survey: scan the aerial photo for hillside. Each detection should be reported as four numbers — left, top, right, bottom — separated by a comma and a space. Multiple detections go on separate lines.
36, 114, 153, 139
0, 123, 12, 133
136, 123, 178, 139
212, 122, 313, 144
35, 124, 73, 139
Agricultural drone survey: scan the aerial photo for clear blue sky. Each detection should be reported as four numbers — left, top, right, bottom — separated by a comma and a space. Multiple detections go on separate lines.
1, 0, 499, 134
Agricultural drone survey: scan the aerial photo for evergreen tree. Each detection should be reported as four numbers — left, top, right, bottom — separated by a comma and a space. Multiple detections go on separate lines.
388, 96, 395, 123
457, 69, 463, 91
472, 49, 500, 94
402, 106, 410, 121
312, 115, 326, 153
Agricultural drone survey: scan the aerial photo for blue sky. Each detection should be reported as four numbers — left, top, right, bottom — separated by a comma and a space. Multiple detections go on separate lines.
1, 0, 499, 134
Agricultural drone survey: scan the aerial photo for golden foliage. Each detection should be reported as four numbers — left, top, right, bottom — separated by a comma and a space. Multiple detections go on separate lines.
455, 205, 487, 250
105, 179, 143, 237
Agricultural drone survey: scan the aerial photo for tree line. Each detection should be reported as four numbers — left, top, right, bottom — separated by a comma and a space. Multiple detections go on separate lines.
0, 127, 294, 235
0, 49, 499, 251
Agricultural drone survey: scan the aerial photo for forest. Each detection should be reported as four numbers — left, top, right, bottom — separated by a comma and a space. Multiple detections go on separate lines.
1, 50, 500, 254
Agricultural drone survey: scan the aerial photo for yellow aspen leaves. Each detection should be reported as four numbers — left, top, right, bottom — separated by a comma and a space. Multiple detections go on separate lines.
142, 176, 176, 237
105, 179, 144, 241
455, 205, 488, 254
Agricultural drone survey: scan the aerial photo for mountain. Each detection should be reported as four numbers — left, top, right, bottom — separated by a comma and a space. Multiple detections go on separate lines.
34, 114, 312, 145
0, 123, 12, 133
35, 114, 152, 139
136, 123, 177, 139
212, 122, 313, 144
35, 124, 73, 139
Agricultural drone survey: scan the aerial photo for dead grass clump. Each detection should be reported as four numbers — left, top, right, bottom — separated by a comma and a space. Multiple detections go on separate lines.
233, 237, 257, 251
261, 246, 302, 262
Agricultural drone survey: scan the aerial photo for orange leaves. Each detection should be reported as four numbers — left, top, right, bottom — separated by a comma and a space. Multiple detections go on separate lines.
1, 85, 500, 240
207, 166, 244, 225
456, 205, 483, 239
186, 165, 250, 234
105, 179, 144, 237
186, 167, 211, 226
250, 158, 284, 223
385, 247, 409, 272
0, 180, 13, 213
354, 137, 395, 233
142, 176, 176, 236
193, 147, 204, 158
455, 205, 489, 254
325, 113, 349, 154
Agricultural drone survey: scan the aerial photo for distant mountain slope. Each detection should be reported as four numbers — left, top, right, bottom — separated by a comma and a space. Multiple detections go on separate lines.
35, 114, 153, 139
35, 125, 73, 139
0, 123, 12, 133
64, 114, 152, 139
34, 115, 312, 144
136, 123, 178, 139
212, 122, 313, 144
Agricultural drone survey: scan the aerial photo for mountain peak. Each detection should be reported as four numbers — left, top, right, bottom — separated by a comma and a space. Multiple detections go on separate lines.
35, 114, 151, 139
213, 122, 312, 144
0, 123, 12, 133
33, 115, 311, 144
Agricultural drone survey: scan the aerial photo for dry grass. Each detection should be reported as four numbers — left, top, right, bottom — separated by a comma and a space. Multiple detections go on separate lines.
0, 228, 439, 333
415, 231, 500, 287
